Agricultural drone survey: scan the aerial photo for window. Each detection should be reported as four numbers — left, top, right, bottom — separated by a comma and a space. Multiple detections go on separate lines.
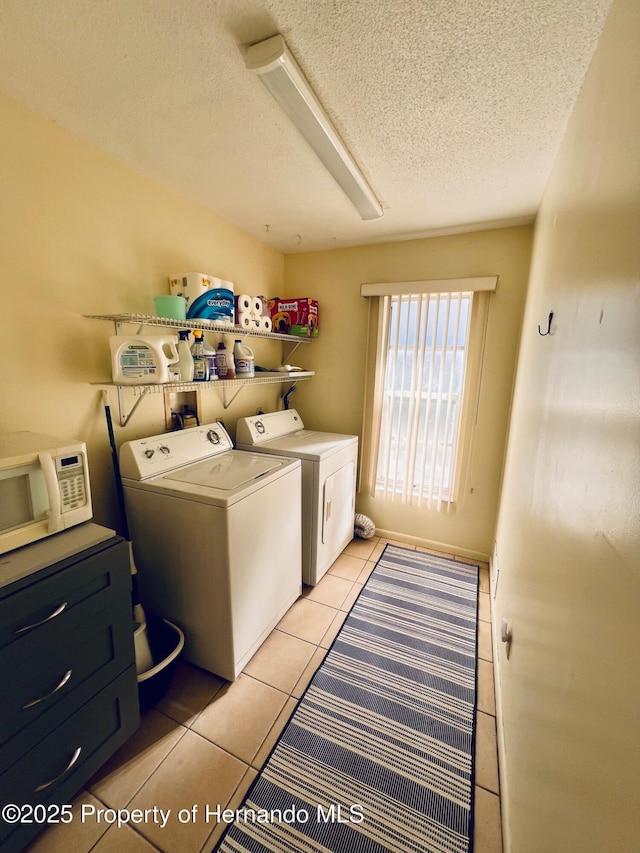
361, 277, 496, 511
375, 290, 471, 506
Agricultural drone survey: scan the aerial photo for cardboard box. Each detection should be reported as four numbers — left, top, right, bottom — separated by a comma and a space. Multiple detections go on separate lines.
268, 298, 319, 336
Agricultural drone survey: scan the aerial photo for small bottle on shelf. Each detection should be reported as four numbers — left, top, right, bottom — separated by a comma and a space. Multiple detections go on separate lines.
177, 330, 194, 381
216, 341, 236, 379
203, 338, 218, 380
191, 330, 210, 381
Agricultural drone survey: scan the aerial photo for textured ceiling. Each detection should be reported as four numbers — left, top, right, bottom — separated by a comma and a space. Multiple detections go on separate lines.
0, 0, 612, 253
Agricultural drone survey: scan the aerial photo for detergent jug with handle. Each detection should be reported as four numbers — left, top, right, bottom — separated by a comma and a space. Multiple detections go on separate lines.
233, 340, 255, 377
110, 335, 180, 384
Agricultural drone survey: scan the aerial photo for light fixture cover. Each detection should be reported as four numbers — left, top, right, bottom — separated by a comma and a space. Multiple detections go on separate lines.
244, 34, 383, 221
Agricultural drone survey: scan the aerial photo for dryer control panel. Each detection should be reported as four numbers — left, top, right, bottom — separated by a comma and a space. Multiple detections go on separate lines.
119, 422, 233, 480
236, 409, 304, 445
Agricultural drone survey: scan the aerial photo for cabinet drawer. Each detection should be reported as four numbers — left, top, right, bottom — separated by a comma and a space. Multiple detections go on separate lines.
0, 599, 134, 763
0, 540, 130, 650
0, 665, 139, 852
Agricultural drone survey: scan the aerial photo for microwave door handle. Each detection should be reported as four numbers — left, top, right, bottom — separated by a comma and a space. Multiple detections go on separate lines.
39, 452, 64, 533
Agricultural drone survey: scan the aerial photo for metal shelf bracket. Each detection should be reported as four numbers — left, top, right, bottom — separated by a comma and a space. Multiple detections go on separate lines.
116, 386, 151, 427
221, 385, 245, 410
282, 339, 304, 362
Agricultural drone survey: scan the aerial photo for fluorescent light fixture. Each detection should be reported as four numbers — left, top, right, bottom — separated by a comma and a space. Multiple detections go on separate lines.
244, 34, 383, 221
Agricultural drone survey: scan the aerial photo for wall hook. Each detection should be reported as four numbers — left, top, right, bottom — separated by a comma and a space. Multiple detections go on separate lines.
538, 311, 554, 336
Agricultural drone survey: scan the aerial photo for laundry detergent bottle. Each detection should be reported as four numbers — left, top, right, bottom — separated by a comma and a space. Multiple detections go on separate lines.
110, 335, 179, 384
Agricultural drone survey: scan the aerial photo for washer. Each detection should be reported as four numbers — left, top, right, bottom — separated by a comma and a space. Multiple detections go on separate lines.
236, 409, 358, 586
119, 422, 301, 681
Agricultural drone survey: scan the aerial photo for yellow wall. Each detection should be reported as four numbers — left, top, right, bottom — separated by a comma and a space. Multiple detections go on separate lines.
0, 93, 286, 532
493, 0, 640, 849
0, 89, 531, 561
285, 227, 532, 558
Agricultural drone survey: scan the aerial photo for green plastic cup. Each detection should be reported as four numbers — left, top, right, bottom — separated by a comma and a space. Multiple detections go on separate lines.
154, 295, 187, 320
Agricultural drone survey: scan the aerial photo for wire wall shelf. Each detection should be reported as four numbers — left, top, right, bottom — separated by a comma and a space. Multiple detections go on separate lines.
85, 313, 314, 344
94, 372, 314, 425
87, 313, 315, 424
105, 371, 314, 394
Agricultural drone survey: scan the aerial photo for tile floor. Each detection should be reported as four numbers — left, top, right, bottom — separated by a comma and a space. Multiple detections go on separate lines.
26, 537, 503, 853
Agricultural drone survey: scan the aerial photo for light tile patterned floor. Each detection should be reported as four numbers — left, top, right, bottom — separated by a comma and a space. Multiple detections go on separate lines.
25, 538, 502, 853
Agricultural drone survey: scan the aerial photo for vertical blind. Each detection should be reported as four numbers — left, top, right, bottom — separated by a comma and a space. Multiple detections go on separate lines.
371, 290, 473, 510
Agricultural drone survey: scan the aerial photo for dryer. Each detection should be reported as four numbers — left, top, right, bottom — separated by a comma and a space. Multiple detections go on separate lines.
119, 422, 301, 681
236, 410, 358, 586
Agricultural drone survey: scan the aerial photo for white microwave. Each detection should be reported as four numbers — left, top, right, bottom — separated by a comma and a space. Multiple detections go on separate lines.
0, 431, 93, 555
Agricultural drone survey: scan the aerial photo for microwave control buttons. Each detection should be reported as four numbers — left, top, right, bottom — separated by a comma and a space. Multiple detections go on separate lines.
60, 474, 86, 510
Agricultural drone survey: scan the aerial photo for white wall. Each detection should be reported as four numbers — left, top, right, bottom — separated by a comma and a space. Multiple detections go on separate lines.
493, 0, 640, 848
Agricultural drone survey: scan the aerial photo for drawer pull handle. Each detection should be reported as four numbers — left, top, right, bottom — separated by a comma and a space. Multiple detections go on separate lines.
14, 602, 68, 635
34, 746, 82, 793
23, 669, 73, 710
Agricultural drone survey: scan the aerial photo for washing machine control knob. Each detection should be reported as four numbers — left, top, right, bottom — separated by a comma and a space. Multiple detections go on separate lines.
159, 445, 170, 455
207, 429, 220, 444
144, 449, 154, 458
255, 420, 265, 434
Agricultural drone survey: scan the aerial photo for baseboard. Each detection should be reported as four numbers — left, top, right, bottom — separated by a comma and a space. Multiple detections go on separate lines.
374, 527, 490, 564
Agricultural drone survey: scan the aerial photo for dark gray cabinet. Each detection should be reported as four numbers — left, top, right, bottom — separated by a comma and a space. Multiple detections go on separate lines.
0, 525, 140, 852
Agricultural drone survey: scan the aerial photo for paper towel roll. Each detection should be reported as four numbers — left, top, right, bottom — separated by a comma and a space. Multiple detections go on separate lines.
237, 312, 254, 330
169, 274, 209, 309
236, 294, 253, 313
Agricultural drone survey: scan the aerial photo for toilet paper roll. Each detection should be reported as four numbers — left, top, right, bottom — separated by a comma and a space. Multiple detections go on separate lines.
252, 296, 263, 316
260, 316, 273, 333
236, 294, 253, 314
237, 312, 254, 330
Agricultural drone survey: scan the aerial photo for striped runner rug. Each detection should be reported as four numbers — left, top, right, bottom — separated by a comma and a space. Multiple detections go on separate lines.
215, 544, 479, 853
